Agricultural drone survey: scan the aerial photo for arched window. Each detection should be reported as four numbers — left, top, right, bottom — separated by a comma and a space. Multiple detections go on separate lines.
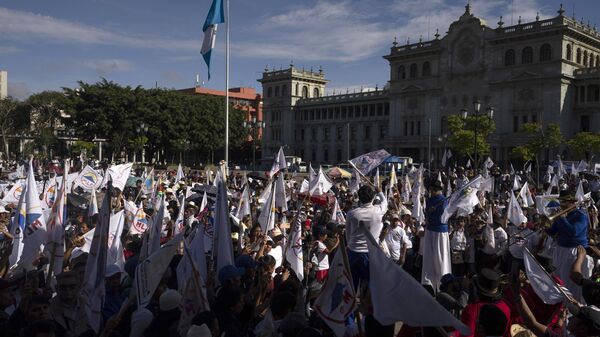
313, 88, 320, 98
397, 65, 406, 80
422, 61, 431, 76
584, 51, 588, 66
591, 54, 595, 67
566, 44, 572, 61
302, 86, 309, 99
267, 87, 272, 98
409, 63, 418, 78
540, 44, 552, 62
281, 85, 287, 96
295, 83, 299, 96
505, 49, 516, 66
522, 47, 533, 64
274, 86, 280, 97
577, 48, 582, 63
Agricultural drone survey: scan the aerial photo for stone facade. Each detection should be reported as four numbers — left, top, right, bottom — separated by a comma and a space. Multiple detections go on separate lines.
259, 4, 600, 166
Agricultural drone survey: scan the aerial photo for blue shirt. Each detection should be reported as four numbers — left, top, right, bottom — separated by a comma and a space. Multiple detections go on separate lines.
426, 194, 449, 232
546, 208, 588, 248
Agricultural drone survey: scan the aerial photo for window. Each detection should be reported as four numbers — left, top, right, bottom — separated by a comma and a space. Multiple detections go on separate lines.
365, 126, 371, 140
377, 103, 383, 116
581, 115, 591, 132
410, 121, 414, 136
398, 65, 406, 80
302, 86, 309, 98
379, 125, 387, 139
584, 51, 589, 66
336, 149, 342, 163
566, 44, 572, 61
588, 85, 600, 101
422, 62, 431, 76
300, 128, 305, 141
540, 44, 552, 62
324, 127, 330, 141
441, 116, 448, 135
404, 121, 408, 136
505, 49, 516, 66
577, 48, 582, 63
417, 121, 421, 136
328, 109, 333, 119
350, 127, 357, 140
522, 47, 533, 64
590, 54, 595, 67
513, 116, 519, 132
267, 87, 272, 97
295, 83, 299, 96
335, 108, 340, 119
531, 114, 537, 123
341, 107, 346, 118
409, 64, 418, 78
336, 127, 342, 140
274, 86, 280, 97
281, 85, 287, 96
580, 86, 586, 102
384, 103, 390, 115
348, 107, 353, 118
311, 128, 317, 140
522, 115, 528, 124
313, 88, 320, 98
369, 104, 375, 117
362, 105, 368, 117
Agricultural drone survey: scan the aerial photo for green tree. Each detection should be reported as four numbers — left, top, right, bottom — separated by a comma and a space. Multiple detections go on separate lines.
567, 132, 600, 159
510, 123, 563, 161
25, 91, 69, 156
447, 114, 495, 160
0, 97, 21, 160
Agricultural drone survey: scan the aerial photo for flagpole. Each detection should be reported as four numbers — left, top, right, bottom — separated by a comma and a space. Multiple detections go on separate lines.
224, 0, 230, 168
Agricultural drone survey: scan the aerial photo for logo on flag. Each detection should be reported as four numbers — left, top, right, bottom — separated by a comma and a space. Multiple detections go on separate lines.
314, 260, 356, 323
81, 171, 100, 189
13, 186, 23, 200
350, 149, 391, 175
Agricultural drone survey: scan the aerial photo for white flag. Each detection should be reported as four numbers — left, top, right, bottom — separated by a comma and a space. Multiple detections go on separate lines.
147, 196, 166, 257
41, 176, 58, 210
136, 235, 183, 309
177, 240, 210, 337
269, 146, 287, 177
314, 248, 357, 337
15, 160, 47, 273
349, 168, 360, 193
512, 176, 520, 191
107, 211, 126, 270
82, 182, 111, 333
45, 164, 68, 279
176, 163, 185, 182
88, 188, 99, 218
199, 191, 208, 213
310, 168, 333, 196
441, 149, 448, 167
524, 248, 569, 304
299, 179, 309, 194
441, 175, 484, 223
367, 237, 471, 335
507, 191, 527, 225
519, 182, 535, 208
174, 195, 186, 236
177, 227, 208, 292
285, 212, 303, 281
74, 165, 103, 190
8, 185, 27, 270
235, 185, 251, 220
107, 163, 133, 191
331, 198, 346, 225
258, 183, 276, 233
275, 173, 288, 212
576, 181, 586, 202
2, 181, 24, 205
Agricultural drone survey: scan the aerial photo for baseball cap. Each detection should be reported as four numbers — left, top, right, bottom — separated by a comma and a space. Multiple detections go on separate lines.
236, 255, 258, 269
218, 265, 245, 284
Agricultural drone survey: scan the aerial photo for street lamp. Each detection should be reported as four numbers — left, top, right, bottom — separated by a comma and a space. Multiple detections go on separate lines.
460, 100, 494, 171
135, 122, 148, 163
243, 117, 265, 171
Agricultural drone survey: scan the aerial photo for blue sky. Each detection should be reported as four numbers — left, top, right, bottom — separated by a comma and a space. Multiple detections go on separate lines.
0, 0, 597, 99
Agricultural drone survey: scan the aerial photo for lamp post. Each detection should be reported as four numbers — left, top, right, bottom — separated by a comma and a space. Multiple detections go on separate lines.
243, 117, 265, 171
135, 122, 148, 163
460, 100, 494, 171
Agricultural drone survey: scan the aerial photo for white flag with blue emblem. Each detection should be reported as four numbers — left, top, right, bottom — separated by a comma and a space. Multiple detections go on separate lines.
201, 0, 224, 80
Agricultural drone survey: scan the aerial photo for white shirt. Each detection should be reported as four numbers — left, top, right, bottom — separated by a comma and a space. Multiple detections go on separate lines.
451, 229, 467, 251
346, 192, 388, 253
315, 241, 329, 271
386, 225, 409, 260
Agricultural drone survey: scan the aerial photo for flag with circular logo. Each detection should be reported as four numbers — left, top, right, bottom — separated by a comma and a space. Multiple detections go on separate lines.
74, 166, 103, 190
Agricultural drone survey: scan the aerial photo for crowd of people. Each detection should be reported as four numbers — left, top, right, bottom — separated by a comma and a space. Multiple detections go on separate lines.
0, 153, 600, 337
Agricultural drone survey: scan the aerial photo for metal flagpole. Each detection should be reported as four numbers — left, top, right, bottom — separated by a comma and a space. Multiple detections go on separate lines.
225, 0, 230, 168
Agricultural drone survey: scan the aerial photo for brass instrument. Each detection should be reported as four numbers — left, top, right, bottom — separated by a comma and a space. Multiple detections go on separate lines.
540, 196, 592, 227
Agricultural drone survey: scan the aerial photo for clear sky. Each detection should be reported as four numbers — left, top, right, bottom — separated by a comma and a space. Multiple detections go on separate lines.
0, 0, 598, 99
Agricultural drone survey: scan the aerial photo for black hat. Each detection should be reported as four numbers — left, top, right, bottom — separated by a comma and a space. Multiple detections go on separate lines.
429, 180, 443, 191
474, 268, 502, 298
559, 189, 577, 202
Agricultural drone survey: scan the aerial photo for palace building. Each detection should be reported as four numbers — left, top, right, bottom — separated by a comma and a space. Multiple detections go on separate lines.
259, 3, 600, 166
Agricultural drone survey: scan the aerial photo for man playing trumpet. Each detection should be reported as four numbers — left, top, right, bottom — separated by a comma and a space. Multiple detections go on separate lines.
546, 190, 592, 303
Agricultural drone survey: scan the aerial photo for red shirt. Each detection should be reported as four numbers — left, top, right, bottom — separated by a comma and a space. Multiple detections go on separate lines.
459, 299, 512, 337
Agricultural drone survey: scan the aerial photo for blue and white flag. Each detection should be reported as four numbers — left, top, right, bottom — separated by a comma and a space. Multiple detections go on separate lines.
349, 149, 391, 175
201, 0, 225, 80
